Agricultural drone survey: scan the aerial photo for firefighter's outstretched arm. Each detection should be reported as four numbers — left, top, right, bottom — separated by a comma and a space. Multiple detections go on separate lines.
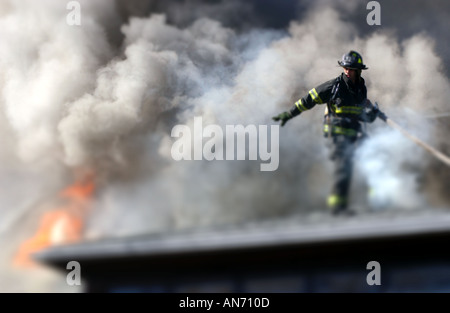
273, 82, 333, 127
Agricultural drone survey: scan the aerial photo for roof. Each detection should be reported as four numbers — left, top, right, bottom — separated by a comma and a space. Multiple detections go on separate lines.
34, 208, 450, 267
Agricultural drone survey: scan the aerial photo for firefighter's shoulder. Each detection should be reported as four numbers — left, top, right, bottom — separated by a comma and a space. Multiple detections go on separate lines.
315, 76, 340, 93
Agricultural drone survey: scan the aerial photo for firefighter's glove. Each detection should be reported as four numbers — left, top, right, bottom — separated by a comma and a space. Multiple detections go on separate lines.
376, 110, 387, 121
272, 111, 293, 127
371, 102, 387, 121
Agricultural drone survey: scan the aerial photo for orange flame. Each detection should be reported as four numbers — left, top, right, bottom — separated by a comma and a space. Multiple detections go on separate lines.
13, 173, 95, 268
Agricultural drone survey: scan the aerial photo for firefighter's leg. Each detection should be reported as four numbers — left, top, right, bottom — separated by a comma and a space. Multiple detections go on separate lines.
327, 135, 355, 214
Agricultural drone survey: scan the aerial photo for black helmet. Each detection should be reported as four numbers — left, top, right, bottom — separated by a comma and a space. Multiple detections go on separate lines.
338, 50, 368, 70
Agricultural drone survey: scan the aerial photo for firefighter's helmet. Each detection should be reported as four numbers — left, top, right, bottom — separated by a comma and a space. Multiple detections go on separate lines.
338, 51, 368, 70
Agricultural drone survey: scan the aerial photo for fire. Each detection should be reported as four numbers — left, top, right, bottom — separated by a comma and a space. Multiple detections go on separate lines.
13, 172, 95, 268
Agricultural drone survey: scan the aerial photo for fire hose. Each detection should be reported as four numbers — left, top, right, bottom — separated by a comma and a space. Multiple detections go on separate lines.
374, 102, 450, 167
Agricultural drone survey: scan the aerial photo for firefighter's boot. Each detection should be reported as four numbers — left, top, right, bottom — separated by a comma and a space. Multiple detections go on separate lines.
327, 194, 354, 216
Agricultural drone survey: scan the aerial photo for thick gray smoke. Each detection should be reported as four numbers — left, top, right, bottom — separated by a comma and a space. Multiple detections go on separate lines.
0, 0, 449, 291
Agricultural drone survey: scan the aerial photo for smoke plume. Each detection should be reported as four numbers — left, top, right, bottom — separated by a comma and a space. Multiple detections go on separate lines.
0, 0, 449, 291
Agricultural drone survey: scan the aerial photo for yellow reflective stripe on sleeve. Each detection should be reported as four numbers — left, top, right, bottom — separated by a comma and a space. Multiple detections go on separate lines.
323, 125, 358, 137
295, 99, 308, 112
334, 106, 363, 115
309, 88, 323, 104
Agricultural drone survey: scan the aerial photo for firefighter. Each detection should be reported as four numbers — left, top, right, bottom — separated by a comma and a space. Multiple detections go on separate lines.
273, 51, 381, 215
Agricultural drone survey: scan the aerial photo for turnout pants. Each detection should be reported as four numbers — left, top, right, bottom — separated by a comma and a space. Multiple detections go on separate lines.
326, 135, 357, 212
